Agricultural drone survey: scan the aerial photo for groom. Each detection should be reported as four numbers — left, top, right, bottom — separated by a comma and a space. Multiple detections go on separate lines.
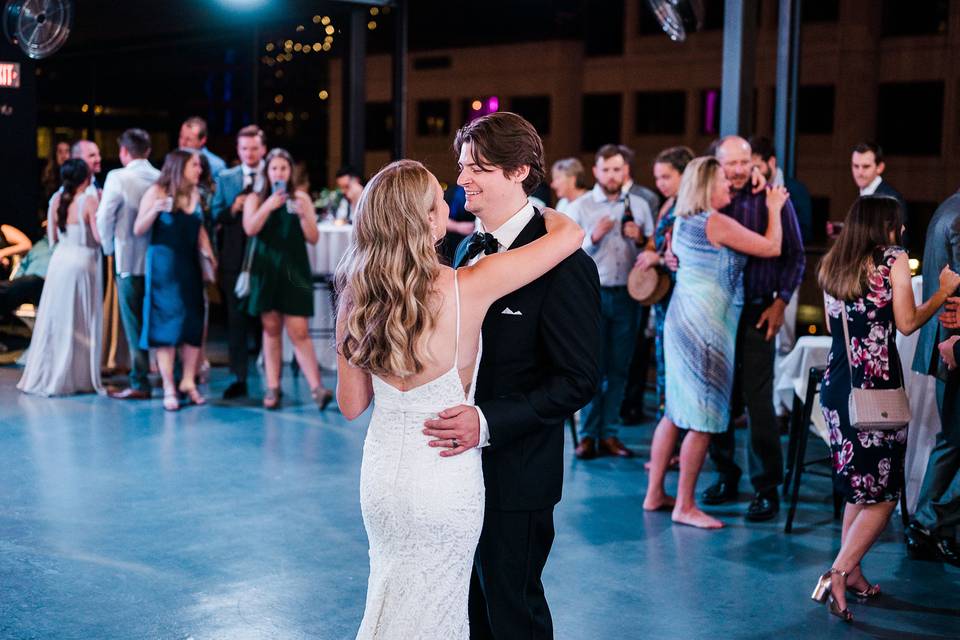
423, 112, 601, 639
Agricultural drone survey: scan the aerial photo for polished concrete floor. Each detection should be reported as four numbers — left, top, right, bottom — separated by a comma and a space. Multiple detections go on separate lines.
1, 363, 958, 640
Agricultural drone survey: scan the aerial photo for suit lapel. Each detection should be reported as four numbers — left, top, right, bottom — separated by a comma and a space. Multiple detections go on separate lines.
506, 209, 546, 251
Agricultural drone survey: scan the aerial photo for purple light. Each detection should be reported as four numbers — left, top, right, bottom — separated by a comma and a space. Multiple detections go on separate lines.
703, 90, 719, 135
487, 96, 499, 112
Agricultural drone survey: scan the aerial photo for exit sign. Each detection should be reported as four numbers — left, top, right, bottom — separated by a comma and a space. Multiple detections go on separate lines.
0, 62, 20, 89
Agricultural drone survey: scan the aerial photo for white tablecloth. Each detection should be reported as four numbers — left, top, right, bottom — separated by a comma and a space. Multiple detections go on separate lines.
773, 276, 941, 512
280, 223, 353, 370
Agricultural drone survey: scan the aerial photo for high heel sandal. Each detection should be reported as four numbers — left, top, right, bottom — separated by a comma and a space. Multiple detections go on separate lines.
179, 387, 206, 406
311, 387, 334, 411
263, 387, 282, 410
811, 569, 854, 622
846, 565, 881, 599
163, 391, 180, 412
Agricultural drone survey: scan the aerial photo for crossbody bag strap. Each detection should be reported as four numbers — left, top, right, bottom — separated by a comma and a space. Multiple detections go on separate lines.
240, 236, 257, 272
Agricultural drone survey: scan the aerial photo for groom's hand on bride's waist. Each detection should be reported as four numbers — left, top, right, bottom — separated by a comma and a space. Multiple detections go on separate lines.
423, 405, 480, 457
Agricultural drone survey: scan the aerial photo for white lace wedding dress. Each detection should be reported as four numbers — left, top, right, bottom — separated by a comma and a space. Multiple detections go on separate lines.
357, 274, 485, 640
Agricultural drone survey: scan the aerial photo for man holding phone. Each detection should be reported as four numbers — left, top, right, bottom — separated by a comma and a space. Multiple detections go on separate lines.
212, 125, 267, 399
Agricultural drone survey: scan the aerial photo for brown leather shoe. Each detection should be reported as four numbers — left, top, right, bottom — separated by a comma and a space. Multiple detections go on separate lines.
108, 387, 151, 400
599, 436, 634, 458
575, 437, 597, 460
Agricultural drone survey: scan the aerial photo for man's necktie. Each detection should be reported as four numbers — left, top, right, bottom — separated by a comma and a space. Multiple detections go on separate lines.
464, 231, 500, 262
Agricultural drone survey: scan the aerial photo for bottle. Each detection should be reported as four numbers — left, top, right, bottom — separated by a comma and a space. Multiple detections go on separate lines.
621, 194, 634, 227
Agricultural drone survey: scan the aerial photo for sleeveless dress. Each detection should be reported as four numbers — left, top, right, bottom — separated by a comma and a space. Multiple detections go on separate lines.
821, 246, 908, 504
357, 274, 485, 640
652, 202, 677, 420
18, 193, 104, 396
140, 206, 204, 348
664, 210, 747, 433
242, 205, 313, 317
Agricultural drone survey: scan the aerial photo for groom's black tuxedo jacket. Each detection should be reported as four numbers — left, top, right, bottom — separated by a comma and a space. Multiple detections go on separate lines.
456, 212, 601, 511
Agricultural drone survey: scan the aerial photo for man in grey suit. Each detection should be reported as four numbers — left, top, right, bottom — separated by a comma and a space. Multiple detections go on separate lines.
909, 189, 960, 567
96, 129, 160, 399
211, 125, 266, 399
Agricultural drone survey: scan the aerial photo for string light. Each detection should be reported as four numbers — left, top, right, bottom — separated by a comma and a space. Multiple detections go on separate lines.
318, 90, 329, 100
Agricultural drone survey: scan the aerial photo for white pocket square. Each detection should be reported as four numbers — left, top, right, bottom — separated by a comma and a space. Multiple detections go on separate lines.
501, 307, 523, 316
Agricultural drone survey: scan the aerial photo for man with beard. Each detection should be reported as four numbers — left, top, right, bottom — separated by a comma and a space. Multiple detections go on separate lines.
568, 144, 654, 459
701, 136, 806, 521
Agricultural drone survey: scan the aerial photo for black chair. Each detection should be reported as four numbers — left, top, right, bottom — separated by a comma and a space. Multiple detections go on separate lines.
784, 365, 909, 533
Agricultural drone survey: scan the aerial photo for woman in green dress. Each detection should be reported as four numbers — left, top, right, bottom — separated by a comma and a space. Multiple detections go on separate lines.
242, 148, 333, 410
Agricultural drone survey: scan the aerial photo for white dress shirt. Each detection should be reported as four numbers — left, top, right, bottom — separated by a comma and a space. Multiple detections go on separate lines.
242, 161, 265, 192
859, 175, 883, 196
95, 159, 161, 276
468, 201, 537, 448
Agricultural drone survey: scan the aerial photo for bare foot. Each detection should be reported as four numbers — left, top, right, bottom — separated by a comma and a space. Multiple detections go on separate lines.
643, 494, 676, 511
671, 507, 724, 529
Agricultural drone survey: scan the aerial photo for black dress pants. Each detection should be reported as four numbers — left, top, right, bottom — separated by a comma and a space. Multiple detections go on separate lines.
469, 507, 555, 640
708, 300, 783, 494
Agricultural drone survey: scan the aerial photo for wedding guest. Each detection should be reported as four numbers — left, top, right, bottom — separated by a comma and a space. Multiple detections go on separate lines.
334, 166, 364, 221
0, 223, 32, 280
40, 141, 70, 200
619, 144, 661, 216
71, 140, 103, 192
749, 135, 812, 243
647, 157, 785, 528
908, 186, 960, 567
549, 157, 588, 214
0, 233, 50, 321
179, 116, 227, 179
18, 159, 104, 396
632, 146, 694, 435
212, 125, 267, 400
701, 136, 805, 522
813, 195, 959, 621
568, 144, 654, 459
242, 148, 333, 410
96, 128, 161, 400
134, 150, 215, 411
851, 142, 906, 235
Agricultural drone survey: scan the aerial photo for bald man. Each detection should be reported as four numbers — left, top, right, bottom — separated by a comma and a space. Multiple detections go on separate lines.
700, 135, 806, 522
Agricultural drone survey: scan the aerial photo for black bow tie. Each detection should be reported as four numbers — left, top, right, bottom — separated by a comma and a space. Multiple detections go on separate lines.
464, 231, 499, 262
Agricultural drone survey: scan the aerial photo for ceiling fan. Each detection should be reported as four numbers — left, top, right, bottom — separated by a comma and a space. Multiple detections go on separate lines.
646, 0, 705, 43
4, 0, 73, 59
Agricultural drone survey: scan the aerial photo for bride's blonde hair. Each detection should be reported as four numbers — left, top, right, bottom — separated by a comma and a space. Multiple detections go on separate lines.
336, 160, 441, 377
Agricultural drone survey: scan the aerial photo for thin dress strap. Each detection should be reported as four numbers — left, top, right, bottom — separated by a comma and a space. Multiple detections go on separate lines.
453, 271, 461, 370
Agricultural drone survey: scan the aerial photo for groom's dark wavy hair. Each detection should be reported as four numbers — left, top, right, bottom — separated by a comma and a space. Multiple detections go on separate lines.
453, 112, 545, 195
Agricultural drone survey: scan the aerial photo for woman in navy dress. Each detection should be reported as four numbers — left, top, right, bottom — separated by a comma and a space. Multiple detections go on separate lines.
812, 196, 959, 621
135, 149, 216, 411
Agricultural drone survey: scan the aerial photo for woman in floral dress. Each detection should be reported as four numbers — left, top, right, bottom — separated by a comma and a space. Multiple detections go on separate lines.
816, 195, 960, 621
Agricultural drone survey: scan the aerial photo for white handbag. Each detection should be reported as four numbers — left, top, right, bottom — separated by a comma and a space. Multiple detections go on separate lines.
840, 304, 911, 431
234, 237, 257, 299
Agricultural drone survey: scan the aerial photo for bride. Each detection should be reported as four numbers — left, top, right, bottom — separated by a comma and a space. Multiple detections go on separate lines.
336, 160, 583, 639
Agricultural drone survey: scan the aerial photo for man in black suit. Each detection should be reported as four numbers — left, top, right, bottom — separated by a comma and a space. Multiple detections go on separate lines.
422, 112, 601, 639
852, 141, 909, 240
212, 125, 267, 399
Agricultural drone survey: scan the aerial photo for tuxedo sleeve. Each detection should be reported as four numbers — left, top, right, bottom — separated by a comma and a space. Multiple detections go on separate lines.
479, 251, 601, 448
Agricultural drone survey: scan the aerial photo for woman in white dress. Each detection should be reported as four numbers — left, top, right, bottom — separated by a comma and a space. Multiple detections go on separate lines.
336, 160, 584, 639
18, 159, 104, 396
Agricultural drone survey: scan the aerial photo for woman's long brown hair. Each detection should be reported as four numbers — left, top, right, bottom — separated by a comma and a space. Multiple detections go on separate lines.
818, 195, 903, 300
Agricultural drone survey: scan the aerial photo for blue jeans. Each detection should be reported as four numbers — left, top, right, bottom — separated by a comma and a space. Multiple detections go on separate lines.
580, 287, 638, 440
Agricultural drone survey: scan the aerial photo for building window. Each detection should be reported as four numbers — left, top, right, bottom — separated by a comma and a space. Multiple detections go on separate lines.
366, 102, 393, 151
703, 0, 726, 30
797, 85, 834, 134
417, 99, 450, 137
581, 93, 622, 152
634, 91, 686, 135
461, 96, 500, 126
881, 0, 948, 37
585, 1, 624, 56
699, 89, 720, 136
877, 82, 944, 156
413, 56, 451, 71
810, 196, 830, 244
509, 95, 550, 136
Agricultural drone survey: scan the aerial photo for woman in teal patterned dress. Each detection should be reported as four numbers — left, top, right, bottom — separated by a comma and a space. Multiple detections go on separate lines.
243, 148, 333, 410
644, 157, 787, 529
